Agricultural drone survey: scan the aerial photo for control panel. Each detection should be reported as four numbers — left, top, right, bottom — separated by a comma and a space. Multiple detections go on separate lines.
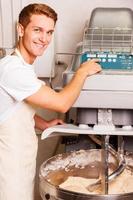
81, 52, 133, 70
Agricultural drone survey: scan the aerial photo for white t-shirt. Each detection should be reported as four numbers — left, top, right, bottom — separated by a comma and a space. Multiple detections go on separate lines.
0, 55, 44, 123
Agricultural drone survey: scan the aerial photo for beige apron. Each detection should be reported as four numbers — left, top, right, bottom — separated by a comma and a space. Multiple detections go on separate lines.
0, 101, 38, 200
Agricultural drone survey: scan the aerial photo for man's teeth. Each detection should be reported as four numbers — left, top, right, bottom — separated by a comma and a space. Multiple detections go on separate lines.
36, 44, 44, 48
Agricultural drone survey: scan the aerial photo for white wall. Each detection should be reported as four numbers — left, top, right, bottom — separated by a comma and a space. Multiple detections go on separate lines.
0, 0, 22, 49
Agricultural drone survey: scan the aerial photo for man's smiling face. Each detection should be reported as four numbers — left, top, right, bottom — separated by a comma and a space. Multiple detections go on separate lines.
18, 14, 55, 63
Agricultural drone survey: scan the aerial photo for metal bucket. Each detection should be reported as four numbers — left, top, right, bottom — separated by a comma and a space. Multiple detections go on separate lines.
39, 149, 133, 200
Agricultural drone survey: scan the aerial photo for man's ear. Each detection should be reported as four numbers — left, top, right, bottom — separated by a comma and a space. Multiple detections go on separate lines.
17, 23, 24, 37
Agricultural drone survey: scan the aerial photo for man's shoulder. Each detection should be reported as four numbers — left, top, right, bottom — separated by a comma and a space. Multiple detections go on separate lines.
0, 55, 22, 67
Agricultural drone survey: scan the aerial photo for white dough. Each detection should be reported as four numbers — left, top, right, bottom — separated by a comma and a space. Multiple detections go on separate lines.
59, 169, 133, 195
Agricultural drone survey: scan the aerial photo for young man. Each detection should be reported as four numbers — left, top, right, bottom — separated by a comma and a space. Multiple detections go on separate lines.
0, 3, 101, 200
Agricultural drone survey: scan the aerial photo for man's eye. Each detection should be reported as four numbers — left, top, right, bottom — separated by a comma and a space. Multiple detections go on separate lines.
34, 28, 40, 32
47, 31, 53, 36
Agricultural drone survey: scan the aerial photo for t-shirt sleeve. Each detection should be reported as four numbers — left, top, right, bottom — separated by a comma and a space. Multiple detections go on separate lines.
0, 66, 45, 101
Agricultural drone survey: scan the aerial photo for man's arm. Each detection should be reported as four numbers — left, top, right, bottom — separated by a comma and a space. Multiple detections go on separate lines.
26, 59, 101, 113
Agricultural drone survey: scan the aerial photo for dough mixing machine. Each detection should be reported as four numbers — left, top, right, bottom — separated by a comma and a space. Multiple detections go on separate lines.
40, 7, 133, 200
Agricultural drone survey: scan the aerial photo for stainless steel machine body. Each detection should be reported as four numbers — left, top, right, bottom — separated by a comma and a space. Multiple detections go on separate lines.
63, 7, 133, 133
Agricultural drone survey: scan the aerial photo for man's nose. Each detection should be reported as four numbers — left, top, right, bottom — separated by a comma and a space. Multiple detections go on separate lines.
40, 33, 48, 43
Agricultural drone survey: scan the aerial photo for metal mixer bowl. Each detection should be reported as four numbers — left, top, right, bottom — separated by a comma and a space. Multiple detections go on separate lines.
39, 149, 133, 200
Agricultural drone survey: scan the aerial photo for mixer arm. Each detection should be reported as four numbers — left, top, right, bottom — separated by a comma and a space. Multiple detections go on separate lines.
88, 135, 126, 181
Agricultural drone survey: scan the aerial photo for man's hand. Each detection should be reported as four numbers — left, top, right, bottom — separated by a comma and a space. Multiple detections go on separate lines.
34, 114, 64, 131
46, 119, 64, 128
77, 59, 101, 77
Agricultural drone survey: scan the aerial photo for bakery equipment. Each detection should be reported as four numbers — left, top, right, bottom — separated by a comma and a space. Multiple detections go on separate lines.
40, 7, 133, 199
39, 149, 133, 200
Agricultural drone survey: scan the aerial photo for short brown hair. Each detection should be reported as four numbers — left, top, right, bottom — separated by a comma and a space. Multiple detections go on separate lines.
19, 3, 58, 28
